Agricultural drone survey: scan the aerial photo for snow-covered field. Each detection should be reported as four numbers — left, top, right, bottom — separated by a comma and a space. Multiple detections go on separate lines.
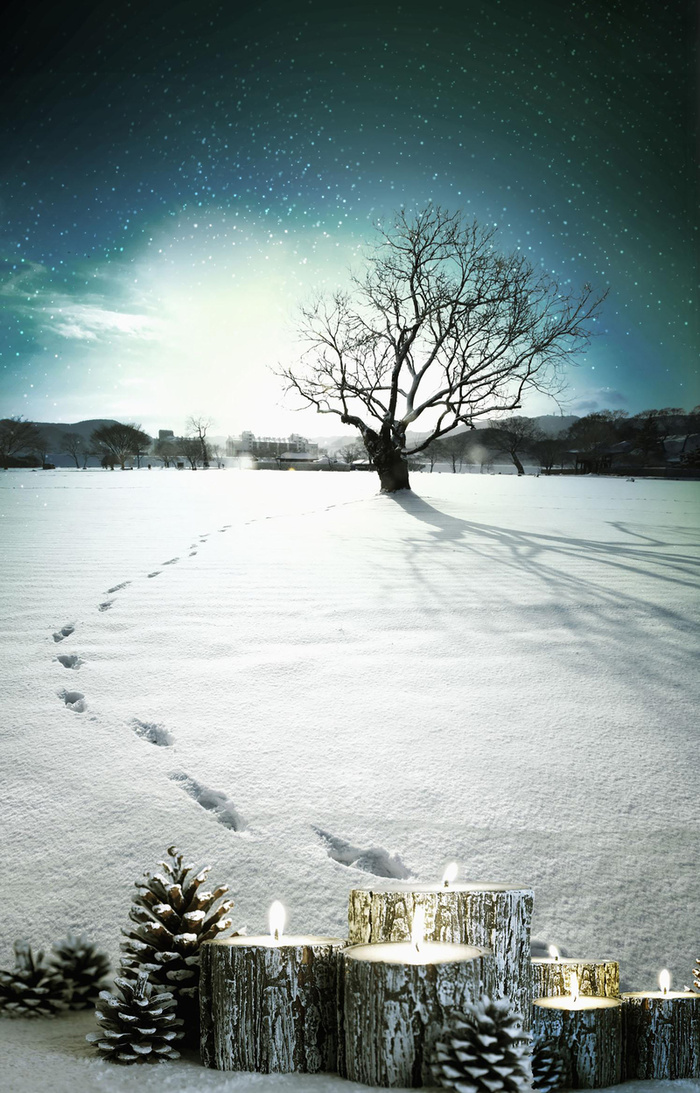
1, 468, 699, 1092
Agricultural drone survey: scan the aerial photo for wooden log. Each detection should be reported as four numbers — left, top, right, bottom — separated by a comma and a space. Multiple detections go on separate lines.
340, 941, 495, 1087
348, 882, 533, 1028
199, 935, 346, 1072
532, 958, 619, 999
533, 996, 622, 1089
622, 991, 700, 1080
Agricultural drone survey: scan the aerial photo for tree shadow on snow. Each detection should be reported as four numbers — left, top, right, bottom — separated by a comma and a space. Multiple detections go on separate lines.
389, 491, 700, 693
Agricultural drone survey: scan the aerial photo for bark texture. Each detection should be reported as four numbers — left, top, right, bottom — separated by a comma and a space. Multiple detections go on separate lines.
532, 959, 619, 1000
199, 937, 346, 1072
622, 992, 700, 1080
340, 945, 495, 1087
348, 885, 533, 1029
533, 1000, 622, 1089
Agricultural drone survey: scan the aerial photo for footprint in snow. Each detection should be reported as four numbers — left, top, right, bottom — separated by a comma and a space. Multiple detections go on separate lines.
56, 653, 81, 670
106, 581, 131, 594
189, 551, 197, 556
312, 826, 412, 879
147, 571, 161, 578
60, 689, 86, 713
169, 771, 245, 831
162, 557, 179, 565
98, 600, 114, 612
53, 624, 75, 643
131, 719, 174, 747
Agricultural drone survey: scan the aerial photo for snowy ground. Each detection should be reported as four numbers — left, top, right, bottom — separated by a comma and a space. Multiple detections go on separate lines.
2, 468, 699, 1091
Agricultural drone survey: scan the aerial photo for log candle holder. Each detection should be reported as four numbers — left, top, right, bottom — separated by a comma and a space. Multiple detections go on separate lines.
348, 875, 533, 1028
340, 928, 495, 1088
533, 987, 622, 1089
199, 905, 346, 1074
532, 950, 619, 999
622, 970, 700, 1080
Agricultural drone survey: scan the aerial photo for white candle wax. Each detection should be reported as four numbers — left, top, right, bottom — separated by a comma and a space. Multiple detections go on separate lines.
347, 940, 484, 966
535, 994, 621, 1012
221, 934, 341, 948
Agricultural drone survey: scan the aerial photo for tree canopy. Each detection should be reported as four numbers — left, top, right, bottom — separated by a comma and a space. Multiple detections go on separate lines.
281, 206, 603, 491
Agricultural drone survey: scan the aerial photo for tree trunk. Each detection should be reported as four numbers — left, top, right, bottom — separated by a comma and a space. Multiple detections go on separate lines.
362, 429, 410, 492
340, 943, 495, 1087
533, 997, 622, 1088
199, 936, 346, 1073
532, 959, 619, 1000
511, 452, 525, 475
348, 884, 534, 1031
621, 992, 700, 1080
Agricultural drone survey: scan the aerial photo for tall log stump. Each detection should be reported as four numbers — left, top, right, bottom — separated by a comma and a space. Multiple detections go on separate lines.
340, 941, 495, 1087
199, 935, 346, 1072
532, 958, 619, 999
348, 882, 533, 1029
533, 996, 622, 1089
622, 991, 700, 1080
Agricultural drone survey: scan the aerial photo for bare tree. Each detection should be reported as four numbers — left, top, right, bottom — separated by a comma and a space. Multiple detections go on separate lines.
90, 423, 151, 470
186, 416, 213, 466
337, 441, 366, 464
280, 207, 602, 492
152, 437, 177, 468
60, 431, 85, 468
0, 417, 42, 468
177, 436, 202, 470
32, 432, 53, 469
486, 416, 545, 475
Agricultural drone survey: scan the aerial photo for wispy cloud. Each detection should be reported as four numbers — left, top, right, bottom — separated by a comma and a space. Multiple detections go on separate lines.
568, 387, 628, 414
46, 302, 164, 343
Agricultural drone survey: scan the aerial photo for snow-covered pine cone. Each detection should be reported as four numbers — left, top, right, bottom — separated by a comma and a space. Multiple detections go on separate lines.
119, 845, 235, 1029
432, 995, 532, 1093
532, 1038, 568, 1092
86, 971, 183, 1064
0, 941, 70, 1018
51, 933, 111, 1009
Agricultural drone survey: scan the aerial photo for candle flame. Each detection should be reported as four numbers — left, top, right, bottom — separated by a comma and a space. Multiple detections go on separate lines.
442, 862, 458, 888
659, 969, 671, 995
548, 945, 560, 961
570, 974, 579, 1003
411, 906, 425, 953
269, 900, 285, 942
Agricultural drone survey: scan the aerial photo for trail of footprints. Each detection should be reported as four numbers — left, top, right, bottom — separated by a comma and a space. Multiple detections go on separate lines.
49, 521, 249, 832
47, 517, 406, 868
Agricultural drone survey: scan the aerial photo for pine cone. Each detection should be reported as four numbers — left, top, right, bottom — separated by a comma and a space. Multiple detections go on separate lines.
86, 971, 183, 1064
119, 846, 235, 1031
0, 941, 70, 1018
532, 1038, 568, 1092
51, 933, 111, 1009
432, 995, 532, 1093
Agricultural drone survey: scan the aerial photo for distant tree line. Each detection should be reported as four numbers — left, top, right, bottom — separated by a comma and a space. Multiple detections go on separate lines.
2, 406, 698, 473
0, 415, 222, 470
419, 406, 700, 475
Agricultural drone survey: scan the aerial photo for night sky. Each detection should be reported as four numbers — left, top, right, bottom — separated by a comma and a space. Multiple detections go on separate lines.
1, 0, 697, 437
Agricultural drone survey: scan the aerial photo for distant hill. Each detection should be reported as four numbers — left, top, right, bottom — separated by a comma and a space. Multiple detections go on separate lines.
30, 419, 120, 467
314, 414, 580, 454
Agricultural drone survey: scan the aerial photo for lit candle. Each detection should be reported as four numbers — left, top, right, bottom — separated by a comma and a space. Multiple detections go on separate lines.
532, 948, 619, 1000
199, 902, 346, 1074
340, 929, 495, 1088
348, 875, 533, 1028
621, 968, 700, 1080
533, 974, 623, 1089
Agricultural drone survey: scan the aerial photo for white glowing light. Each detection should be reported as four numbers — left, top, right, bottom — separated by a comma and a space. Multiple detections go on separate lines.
659, 969, 671, 995
442, 862, 458, 888
548, 945, 560, 961
570, 974, 579, 1003
269, 900, 285, 942
411, 906, 425, 953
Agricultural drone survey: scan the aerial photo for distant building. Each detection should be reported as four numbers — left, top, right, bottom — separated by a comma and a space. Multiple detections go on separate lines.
158, 429, 175, 440
225, 431, 318, 458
